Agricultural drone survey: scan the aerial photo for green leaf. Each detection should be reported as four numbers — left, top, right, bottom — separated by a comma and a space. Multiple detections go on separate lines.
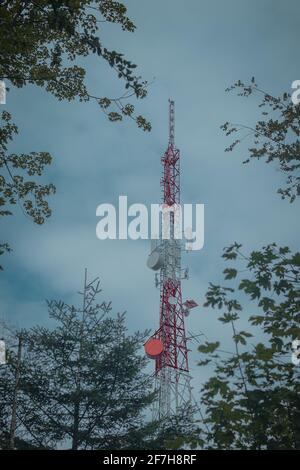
239, 279, 261, 299
223, 268, 237, 280
218, 312, 239, 323
198, 341, 220, 354
255, 343, 274, 360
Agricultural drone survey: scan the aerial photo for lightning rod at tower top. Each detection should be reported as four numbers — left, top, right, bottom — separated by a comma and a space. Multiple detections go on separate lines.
144, 100, 198, 420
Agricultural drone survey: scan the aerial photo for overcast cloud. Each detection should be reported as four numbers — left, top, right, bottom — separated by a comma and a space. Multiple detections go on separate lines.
1, 0, 299, 390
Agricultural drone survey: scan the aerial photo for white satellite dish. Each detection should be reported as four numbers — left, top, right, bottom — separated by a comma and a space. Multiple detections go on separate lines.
147, 249, 164, 271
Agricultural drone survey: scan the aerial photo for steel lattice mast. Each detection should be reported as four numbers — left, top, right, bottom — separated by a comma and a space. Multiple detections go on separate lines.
145, 100, 194, 420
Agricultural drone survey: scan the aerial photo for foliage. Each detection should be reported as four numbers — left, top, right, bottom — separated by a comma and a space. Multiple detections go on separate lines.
0, 274, 196, 449
221, 78, 300, 202
0, 0, 151, 269
0, 0, 151, 130
197, 243, 300, 449
0, 111, 55, 269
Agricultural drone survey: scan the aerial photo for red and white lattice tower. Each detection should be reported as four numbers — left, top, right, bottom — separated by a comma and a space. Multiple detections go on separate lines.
145, 100, 196, 420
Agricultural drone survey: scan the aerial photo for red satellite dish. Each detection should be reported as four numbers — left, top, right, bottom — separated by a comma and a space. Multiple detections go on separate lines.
144, 338, 164, 359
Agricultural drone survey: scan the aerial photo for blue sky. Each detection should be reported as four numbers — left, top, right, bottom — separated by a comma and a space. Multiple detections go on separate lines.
1, 0, 300, 389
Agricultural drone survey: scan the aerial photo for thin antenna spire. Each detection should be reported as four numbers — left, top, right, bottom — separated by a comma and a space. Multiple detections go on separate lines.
169, 99, 175, 146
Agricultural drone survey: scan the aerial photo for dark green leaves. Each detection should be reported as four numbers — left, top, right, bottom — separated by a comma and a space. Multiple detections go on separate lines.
218, 312, 239, 323
198, 341, 220, 354
0, 113, 55, 226
223, 268, 237, 280
0, 0, 150, 131
239, 279, 261, 299
233, 331, 252, 346
222, 243, 242, 260
254, 343, 275, 361
0, 274, 157, 449
197, 242, 300, 449
221, 79, 300, 202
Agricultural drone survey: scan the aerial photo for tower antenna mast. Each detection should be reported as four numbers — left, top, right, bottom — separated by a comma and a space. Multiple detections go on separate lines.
145, 100, 196, 419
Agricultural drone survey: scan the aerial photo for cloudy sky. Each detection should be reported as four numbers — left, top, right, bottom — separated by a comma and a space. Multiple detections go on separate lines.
1, 0, 300, 389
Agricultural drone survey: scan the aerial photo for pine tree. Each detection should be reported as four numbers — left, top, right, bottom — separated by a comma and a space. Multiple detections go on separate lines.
1, 271, 155, 449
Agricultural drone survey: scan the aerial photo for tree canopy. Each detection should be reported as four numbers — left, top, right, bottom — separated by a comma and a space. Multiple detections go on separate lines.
0, 272, 197, 450
0, 0, 150, 129
195, 244, 300, 449
221, 78, 300, 202
0, 0, 151, 269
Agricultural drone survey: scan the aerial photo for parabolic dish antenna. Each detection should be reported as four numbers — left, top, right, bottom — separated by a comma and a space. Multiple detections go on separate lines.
147, 249, 163, 271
